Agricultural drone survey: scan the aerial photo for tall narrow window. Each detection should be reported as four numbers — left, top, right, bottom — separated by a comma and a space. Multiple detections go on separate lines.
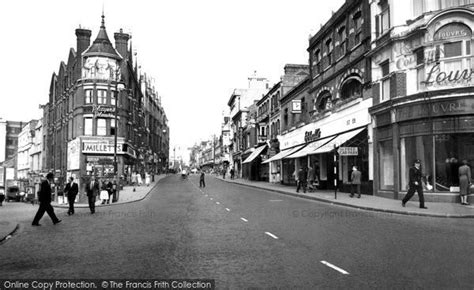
97, 118, 107, 136
313, 48, 321, 74
85, 89, 93, 104
338, 26, 347, 56
110, 118, 116, 135
381, 61, 390, 102
97, 90, 107, 104
111, 91, 117, 106
376, 1, 390, 37
353, 11, 362, 44
84, 118, 93, 136
326, 39, 333, 66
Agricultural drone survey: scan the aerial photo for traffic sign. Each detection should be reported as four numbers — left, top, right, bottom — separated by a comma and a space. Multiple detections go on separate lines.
337, 147, 358, 156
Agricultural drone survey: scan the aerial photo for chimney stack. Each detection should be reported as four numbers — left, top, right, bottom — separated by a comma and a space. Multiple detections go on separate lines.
75, 28, 91, 79
114, 28, 130, 59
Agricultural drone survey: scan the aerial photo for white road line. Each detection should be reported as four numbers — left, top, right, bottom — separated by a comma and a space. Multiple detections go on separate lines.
265, 232, 279, 239
216, 202, 220, 205
210, 198, 213, 200
225, 208, 230, 212
320, 261, 350, 275
240, 217, 248, 222
269, 199, 283, 202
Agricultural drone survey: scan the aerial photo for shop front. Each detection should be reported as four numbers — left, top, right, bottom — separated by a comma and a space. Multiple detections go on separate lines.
242, 145, 268, 181
373, 95, 474, 202
278, 98, 373, 193
67, 136, 136, 195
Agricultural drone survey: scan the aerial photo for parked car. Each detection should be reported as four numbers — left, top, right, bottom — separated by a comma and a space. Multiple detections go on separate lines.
6, 186, 22, 202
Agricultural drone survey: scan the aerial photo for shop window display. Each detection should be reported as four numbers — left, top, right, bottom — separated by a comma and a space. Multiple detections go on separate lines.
401, 135, 433, 191
435, 134, 474, 192
379, 140, 394, 190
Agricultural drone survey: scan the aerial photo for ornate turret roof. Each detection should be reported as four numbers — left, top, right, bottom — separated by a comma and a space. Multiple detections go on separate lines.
83, 14, 122, 60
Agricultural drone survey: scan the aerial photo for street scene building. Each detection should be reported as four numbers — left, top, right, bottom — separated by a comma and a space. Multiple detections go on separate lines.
42, 15, 169, 193
369, 0, 474, 202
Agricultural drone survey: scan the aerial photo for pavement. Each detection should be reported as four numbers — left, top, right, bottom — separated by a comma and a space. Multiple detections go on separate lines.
214, 175, 474, 218
0, 174, 168, 244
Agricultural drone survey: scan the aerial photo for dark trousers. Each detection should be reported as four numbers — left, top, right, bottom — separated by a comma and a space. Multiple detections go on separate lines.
88, 196, 96, 213
68, 195, 76, 214
350, 184, 361, 197
32, 202, 59, 224
402, 186, 425, 207
297, 181, 307, 193
200, 180, 205, 187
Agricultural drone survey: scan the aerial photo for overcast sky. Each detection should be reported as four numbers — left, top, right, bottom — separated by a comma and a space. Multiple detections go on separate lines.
0, 0, 344, 160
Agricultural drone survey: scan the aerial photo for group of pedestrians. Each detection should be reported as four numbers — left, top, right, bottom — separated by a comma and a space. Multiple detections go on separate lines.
31, 173, 119, 226
295, 165, 362, 197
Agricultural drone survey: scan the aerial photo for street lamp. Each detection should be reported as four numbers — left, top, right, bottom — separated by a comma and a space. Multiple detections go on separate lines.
113, 70, 125, 186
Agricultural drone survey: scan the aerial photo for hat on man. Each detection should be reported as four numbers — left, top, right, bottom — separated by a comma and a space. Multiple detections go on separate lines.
414, 159, 421, 164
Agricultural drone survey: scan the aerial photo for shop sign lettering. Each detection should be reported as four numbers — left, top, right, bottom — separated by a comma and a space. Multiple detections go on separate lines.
304, 129, 321, 143
82, 142, 122, 154
434, 23, 471, 41
425, 63, 474, 86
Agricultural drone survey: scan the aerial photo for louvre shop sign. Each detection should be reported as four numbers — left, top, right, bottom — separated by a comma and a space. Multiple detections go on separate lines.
425, 63, 474, 87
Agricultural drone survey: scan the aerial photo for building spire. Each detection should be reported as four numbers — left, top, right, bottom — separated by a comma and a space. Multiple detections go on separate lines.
101, 8, 106, 28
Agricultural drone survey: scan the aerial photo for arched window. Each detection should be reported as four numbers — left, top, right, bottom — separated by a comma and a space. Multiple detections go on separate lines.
340, 78, 362, 100
316, 91, 332, 112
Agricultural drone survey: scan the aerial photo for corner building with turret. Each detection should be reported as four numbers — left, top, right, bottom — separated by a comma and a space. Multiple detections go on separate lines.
42, 14, 169, 194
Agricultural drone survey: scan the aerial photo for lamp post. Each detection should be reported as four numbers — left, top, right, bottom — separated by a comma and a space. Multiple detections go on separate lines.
113, 70, 125, 188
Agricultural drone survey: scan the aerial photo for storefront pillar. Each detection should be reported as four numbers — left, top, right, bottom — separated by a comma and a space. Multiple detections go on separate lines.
392, 121, 400, 200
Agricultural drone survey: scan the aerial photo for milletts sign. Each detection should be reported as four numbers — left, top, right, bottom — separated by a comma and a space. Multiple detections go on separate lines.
304, 129, 321, 143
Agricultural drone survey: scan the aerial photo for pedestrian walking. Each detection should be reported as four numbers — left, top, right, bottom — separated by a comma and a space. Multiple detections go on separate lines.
230, 168, 235, 179
307, 166, 315, 192
145, 172, 151, 186
64, 176, 79, 215
458, 159, 471, 205
0, 190, 4, 206
200, 171, 206, 188
100, 181, 109, 204
32, 172, 61, 226
350, 165, 362, 198
86, 176, 100, 214
297, 167, 307, 193
223, 168, 226, 179
402, 159, 428, 209
137, 172, 143, 186
106, 180, 113, 204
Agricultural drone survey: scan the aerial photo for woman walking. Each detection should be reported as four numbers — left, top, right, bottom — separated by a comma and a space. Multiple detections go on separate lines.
459, 159, 471, 205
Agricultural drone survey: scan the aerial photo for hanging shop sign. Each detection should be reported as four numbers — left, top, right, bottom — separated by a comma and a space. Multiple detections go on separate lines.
337, 147, 358, 156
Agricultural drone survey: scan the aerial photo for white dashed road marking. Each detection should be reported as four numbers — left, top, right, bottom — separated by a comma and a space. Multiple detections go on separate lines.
321, 261, 350, 275
225, 208, 230, 212
216, 202, 220, 205
240, 217, 248, 222
210, 198, 213, 200
265, 232, 279, 239
269, 200, 283, 202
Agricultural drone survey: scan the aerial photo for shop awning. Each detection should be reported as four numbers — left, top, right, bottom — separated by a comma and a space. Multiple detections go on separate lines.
312, 127, 365, 154
242, 145, 267, 164
262, 144, 305, 164
285, 135, 336, 159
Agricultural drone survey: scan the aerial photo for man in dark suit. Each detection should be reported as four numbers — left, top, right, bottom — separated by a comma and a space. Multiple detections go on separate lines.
350, 165, 362, 198
32, 172, 61, 226
86, 176, 99, 214
402, 159, 428, 209
297, 167, 308, 193
64, 176, 79, 215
